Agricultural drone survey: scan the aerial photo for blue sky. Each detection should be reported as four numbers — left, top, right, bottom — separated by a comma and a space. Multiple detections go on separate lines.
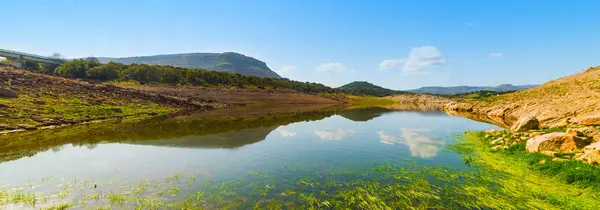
2, 0, 600, 90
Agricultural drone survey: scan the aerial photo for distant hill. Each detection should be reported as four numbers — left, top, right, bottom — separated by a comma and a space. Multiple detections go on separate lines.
406, 84, 537, 95
97, 52, 281, 78
337, 81, 408, 97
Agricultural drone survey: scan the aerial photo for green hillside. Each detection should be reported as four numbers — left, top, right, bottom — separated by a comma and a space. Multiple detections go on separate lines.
98, 52, 281, 78
337, 81, 408, 97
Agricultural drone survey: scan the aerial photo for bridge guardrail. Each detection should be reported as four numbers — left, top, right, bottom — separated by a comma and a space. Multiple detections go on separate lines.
0, 48, 66, 63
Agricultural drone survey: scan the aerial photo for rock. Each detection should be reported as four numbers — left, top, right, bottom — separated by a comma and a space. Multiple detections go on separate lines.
584, 141, 600, 151
33, 99, 47, 105
567, 127, 600, 142
16, 124, 36, 130
526, 132, 591, 153
491, 145, 503, 151
520, 136, 529, 141
30, 116, 49, 123
486, 129, 505, 135
566, 128, 583, 136
511, 116, 540, 131
110, 108, 123, 113
579, 114, 600, 126
0, 124, 17, 130
529, 132, 544, 138
0, 87, 18, 98
576, 150, 600, 164
490, 138, 503, 145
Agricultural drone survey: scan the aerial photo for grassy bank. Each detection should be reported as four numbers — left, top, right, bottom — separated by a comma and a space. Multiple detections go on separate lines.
0, 68, 199, 132
451, 131, 600, 209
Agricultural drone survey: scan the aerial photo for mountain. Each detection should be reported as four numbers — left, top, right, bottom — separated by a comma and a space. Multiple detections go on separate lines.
406, 84, 537, 95
97, 52, 281, 78
337, 81, 408, 97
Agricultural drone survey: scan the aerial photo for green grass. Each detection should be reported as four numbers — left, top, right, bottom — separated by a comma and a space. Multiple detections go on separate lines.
0, 91, 174, 131
450, 132, 600, 209
3, 151, 600, 210
465, 131, 600, 188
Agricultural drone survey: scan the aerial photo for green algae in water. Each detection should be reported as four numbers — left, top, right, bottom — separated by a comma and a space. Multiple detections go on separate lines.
1, 161, 589, 210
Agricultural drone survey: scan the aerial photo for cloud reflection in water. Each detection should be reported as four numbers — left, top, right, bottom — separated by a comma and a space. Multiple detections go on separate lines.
314, 129, 356, 141
377, 128, 445, 158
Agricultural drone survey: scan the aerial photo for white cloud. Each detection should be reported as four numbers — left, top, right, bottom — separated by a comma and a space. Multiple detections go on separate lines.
377, 131, 400, 145
379, 46, 445, 74
314, 129, 355, 141
277, 65, 297, 74
277, 129, 297, 137
379, 59, 404, 70
490, 52, 503, 58
315, 62, 348, 73
400, 128, 445, 158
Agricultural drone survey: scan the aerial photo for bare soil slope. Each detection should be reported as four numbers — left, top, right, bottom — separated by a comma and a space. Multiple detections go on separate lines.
0, 66, 207, 131
444, 66, 600, 128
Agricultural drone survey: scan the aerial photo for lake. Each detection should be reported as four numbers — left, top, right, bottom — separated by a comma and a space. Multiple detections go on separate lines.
0, 107, 500, 209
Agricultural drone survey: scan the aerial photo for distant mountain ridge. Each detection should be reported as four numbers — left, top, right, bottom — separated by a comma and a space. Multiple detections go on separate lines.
97, 52, 281, 78
406, 84, 538, 95
337, 81, 408, 97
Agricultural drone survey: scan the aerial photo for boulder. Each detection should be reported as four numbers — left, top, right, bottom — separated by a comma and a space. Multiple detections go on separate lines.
584, 141, 600, 151
490, 138, 503, 145
566, 128, 583, 136
567, 127, 600, 142
579, 114, 600, 126
576, 150, 600, 164
511, 116, 540, 131
526, 133, 591, 153
0, 88, 18, 98
529, 132, 544, 138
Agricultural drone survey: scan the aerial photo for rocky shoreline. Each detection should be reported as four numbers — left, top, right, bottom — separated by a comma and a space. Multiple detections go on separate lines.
472, 125, 600, 164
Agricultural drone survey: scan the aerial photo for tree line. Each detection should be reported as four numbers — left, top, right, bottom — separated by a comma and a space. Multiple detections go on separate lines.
27, 57, 337, 94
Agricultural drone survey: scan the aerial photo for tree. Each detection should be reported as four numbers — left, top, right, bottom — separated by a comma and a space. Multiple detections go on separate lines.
87, 62, 123, 81
55, 59, 89, 78
22, 60, 40, 71
49, 53, 64, 60
39, 63, 59, 74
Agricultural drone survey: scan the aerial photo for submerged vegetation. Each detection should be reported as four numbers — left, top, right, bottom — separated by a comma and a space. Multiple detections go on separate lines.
2, 131, 599, 209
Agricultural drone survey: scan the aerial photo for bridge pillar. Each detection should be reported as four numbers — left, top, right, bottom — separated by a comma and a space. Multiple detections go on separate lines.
6, 57, 22, 68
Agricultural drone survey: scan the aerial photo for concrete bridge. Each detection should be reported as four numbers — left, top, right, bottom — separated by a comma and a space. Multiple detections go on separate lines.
0, 48, 65, 68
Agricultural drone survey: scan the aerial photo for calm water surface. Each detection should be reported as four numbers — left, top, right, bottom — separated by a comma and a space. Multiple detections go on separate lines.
0, 107, 498, 208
